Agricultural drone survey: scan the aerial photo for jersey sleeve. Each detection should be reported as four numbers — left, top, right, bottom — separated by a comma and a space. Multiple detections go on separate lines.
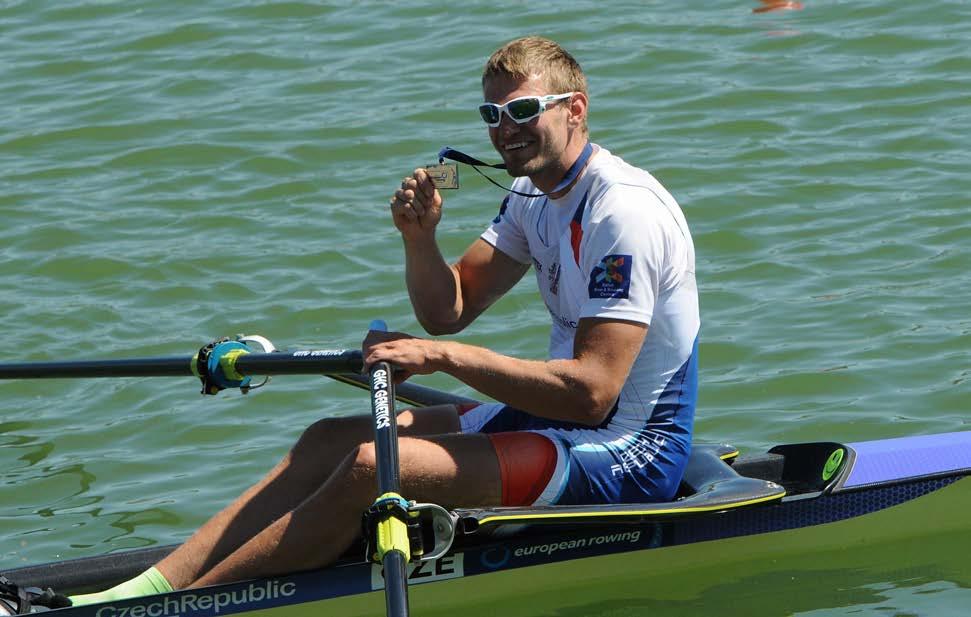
480, 195, 531, 264
578, 185, 675, 325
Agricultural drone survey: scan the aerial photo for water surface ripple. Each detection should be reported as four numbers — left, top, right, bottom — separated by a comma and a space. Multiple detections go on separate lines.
1, 1, 968, 613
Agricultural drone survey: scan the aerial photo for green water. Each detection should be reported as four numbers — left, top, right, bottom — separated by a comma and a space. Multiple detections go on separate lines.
1, 1, 968, 614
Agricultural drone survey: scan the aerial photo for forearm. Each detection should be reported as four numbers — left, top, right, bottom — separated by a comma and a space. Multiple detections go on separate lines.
403, 235, 466, 335
434, 341, 615, 426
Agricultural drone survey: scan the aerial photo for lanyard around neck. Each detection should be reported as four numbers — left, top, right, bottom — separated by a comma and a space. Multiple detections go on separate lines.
437, 142, 593, 199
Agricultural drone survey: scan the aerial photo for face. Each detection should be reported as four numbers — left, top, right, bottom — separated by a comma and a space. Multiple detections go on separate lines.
482, 74, 577, 187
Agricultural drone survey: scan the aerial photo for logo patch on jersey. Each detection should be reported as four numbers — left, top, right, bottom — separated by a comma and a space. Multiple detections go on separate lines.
588, 254, 632, 299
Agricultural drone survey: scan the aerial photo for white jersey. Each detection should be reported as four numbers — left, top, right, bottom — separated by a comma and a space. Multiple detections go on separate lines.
480, 145, 699, 438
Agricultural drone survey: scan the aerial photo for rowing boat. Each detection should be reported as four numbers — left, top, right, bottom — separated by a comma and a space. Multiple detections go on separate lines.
6, 418, 970, 614
2, 343, 970, 616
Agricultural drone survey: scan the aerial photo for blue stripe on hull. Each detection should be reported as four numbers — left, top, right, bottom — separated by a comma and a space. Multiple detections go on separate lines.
845, 431, 971, 488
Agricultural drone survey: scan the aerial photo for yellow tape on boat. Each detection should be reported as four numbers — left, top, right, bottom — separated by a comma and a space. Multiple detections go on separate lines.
475, 490, 785, 526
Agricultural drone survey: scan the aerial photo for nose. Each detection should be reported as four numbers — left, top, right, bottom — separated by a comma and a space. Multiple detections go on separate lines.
496, 111, 520, 134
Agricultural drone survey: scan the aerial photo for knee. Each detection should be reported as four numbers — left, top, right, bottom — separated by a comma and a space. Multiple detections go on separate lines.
350, 441, 378, 478
288, 418, 351, 463
296, 416, 360, 449
294, 418, 331, 451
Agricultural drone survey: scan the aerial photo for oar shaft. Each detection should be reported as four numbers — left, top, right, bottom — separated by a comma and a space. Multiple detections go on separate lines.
381, 551, 410, 616
369, 361, 401, 489
0, 349, 364, 380
0, 356, 194, 379
234, 350, 363, 375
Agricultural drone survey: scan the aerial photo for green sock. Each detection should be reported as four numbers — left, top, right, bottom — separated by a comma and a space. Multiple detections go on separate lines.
69, 567, 174, 606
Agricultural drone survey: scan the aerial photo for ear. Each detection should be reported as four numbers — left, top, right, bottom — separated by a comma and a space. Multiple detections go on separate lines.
567, 92, 588, 130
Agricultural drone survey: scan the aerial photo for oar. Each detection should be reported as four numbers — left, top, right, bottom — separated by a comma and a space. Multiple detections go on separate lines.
365, 320, 411, 617
0, 340, 479, 409
0, 349, 363, 380
1, 332, 456, 617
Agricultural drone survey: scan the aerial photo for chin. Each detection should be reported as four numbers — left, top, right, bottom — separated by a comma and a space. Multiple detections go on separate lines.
503, 164, 530, 178
502, 154, 546, 179
495, 153, 524, 177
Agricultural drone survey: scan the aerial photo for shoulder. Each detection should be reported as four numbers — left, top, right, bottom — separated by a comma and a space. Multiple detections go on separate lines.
585, 149, 678, 214
583, 149, 688, 235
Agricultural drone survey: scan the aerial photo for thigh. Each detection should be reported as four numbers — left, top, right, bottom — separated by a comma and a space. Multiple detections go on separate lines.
393, 433, 502, 508
396, 404, 462, 436
299, 404, 462, 451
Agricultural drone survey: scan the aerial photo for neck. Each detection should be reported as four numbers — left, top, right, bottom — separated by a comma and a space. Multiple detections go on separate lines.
532, 139, 593, 198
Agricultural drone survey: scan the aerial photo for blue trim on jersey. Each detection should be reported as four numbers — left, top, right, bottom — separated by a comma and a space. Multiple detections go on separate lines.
571, 192, 587, 224
561, 338, 697, 504
492, 195, 510, 224
647, 334, 698, 443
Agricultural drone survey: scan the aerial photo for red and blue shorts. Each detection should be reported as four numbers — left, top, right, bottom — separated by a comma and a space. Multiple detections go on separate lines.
457, 402, 689, 508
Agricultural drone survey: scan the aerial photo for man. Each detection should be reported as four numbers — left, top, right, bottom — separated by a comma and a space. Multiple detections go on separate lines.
68, 36, 699, 604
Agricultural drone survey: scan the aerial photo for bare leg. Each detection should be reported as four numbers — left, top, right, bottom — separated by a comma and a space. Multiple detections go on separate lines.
156, 405, 462, 589
190, 432, 501, 587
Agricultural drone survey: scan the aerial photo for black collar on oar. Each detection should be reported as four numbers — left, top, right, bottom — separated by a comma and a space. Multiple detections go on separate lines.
437, 141, 594, 199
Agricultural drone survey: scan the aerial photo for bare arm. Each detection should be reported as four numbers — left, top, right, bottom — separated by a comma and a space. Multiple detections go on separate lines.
406, 238, 528, 334
364, 317, 648, 426
392, 168, 528, 335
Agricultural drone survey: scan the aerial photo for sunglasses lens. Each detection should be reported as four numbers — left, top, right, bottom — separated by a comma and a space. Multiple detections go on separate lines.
479, 104, 501, 125
507, 97, 541, 121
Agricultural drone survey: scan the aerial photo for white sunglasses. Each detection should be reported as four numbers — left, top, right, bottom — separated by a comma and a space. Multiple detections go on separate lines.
478, 93, 574, 127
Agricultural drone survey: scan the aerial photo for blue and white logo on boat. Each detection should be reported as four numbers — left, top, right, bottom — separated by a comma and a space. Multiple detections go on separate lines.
370, 554, 464, 590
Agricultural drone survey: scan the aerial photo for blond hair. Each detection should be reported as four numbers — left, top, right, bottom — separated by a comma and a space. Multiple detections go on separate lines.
482, 36, 588, 97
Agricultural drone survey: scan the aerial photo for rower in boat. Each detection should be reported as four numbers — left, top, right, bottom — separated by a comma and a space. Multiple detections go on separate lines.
34, 36, 701, 607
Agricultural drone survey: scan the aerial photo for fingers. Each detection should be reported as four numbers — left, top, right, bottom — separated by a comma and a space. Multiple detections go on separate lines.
361, 330, 410, 366
363, 341, 399, 374
412, 167, 437, 198
391, 175, 422, 220
361, 332, 433, 378
363, 329, 397, 357
388, 169, 440, 224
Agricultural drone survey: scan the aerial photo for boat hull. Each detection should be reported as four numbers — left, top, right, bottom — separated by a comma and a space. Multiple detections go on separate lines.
31, 474, 970, 617
281, 476, 971, 617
